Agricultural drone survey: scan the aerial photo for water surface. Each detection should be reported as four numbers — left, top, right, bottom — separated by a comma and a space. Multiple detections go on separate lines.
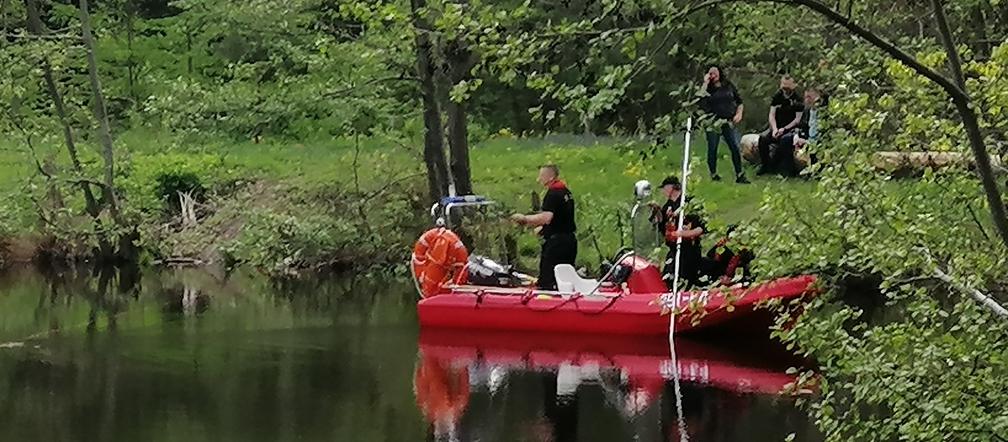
0, 266, 820, 441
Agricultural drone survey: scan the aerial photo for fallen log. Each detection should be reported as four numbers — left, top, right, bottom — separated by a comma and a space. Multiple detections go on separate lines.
871, 151, 1005, 177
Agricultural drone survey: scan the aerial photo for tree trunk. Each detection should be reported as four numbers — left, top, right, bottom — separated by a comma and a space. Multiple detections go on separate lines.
410, 0, 450, 203
79, 0, 122, 223
126, 0, 136, 103
969, 5, 991, 59
81, 0, 137, 261
445, 77, 473, 196
186, 24, 194, 76
24, 0, 113, 257
446, 100, 471, 195
930, 0, 1008, 250
24, 0, 101, 218
442, 3, 474, 196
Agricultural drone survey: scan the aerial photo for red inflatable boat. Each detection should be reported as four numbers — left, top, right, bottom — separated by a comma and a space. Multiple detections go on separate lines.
412, 196, 816, 337
415, 243, 816, 336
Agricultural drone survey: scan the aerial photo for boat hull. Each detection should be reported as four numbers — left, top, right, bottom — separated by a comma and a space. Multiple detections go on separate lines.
417, 275, 816, 336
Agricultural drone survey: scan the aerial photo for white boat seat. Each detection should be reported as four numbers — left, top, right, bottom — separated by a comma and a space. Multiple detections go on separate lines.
554, 264, 600, 294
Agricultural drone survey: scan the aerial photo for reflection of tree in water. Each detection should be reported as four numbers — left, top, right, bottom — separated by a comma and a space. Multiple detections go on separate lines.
35, 264, 142, 335
158, 275, 210, 319
1, 270, 427, 441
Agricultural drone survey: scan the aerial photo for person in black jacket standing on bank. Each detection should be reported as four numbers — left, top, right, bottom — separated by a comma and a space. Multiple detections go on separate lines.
699, 65, 749, 184
511, 164, 577, 290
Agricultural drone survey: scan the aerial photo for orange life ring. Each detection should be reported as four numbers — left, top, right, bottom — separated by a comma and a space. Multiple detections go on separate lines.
412, 228, 469, 298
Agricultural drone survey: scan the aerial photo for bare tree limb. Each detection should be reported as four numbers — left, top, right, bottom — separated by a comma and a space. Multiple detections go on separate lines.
760, 0, 968, 101
24, 0, 103, 220
892, 275, 941, 287
930, 0, 966, 89
920, 247, 1008, 319
79, 0, 123, 225
966, 202, 993, 243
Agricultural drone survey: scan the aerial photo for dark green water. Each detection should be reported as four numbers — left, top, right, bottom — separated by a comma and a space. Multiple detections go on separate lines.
0, 266, 820, 441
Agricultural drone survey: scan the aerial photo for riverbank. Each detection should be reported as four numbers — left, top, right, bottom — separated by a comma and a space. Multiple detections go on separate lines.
0, 129, 814, 274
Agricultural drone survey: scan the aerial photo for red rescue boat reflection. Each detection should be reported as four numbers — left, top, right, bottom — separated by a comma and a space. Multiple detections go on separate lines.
414, 329, 812, 440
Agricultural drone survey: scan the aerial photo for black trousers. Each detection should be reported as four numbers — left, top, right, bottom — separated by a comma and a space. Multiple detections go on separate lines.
538, 233, 578, 290
757, 128, 776, 171
774, 135, 798, 176
663, 247, 702, 290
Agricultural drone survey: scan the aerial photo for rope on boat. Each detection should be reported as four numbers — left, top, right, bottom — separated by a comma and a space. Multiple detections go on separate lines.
667, 116, 693, 442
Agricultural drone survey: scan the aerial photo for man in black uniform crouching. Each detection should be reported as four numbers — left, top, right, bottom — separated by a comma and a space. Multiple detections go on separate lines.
511, 164, 577, 290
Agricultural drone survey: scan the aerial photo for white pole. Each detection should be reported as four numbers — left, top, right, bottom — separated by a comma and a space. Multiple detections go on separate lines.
669, 117, 693, 304
668, 116, 693, 442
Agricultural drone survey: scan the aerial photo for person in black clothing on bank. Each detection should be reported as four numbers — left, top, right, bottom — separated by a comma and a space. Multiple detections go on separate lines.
772, 87, 823, 177
511, 164, 577, 290
758, 75, 804, 175
698, 65, 749, 184
650, 176, 707, 289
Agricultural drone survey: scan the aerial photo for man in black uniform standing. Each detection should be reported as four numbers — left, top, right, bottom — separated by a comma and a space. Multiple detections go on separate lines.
511, 164, 577, 290
651, 176, 707, 289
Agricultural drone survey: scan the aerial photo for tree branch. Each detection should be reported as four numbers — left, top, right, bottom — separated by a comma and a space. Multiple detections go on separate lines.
80, 0, 123, 225
322, 75, 419, 99
756, 0, 969, 102
891, 275, 941, 287
919, 247, 1008, 319
930, 0, 967, 89
966, 202, 993, 242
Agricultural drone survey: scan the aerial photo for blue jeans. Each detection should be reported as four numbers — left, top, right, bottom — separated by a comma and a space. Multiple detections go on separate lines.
705, 123, 743, 176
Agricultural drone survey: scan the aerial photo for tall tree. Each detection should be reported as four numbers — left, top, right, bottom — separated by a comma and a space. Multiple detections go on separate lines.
443, 43, 474, 196
80, 0, 137, 260
440, 1, 475, 196
411, 0, 451, 202
24, 0, 112, 256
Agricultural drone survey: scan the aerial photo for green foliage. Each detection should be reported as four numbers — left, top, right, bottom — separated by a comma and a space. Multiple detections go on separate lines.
745, 34, 1008, 441
121, 151, 225, 215
221, 183, 425, 277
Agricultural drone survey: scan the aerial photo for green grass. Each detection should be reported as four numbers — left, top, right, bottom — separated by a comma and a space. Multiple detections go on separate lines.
0, 128, 816, 267
471, 134, 814, 225
1, 129, 812, 222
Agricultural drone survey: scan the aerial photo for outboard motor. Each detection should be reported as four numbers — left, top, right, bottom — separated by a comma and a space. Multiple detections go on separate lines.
466, 255, 525, 288
618, 255, 667, 294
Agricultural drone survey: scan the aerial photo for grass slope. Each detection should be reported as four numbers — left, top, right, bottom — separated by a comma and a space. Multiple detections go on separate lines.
0, 130, 814, 268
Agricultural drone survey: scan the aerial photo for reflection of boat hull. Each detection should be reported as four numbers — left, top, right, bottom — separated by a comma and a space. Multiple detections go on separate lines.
417, 275, 816, 336
418, 329, 800, 395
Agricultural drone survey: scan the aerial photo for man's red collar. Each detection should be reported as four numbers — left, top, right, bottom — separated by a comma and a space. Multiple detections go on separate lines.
547, 180, 567, 190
